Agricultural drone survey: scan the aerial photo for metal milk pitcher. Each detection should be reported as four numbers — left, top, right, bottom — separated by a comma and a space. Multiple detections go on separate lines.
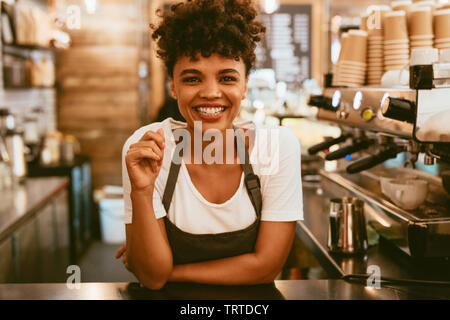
327, 197, 368, 254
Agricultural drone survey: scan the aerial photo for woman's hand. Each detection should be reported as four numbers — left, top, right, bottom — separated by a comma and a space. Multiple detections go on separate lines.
115, 244, 131, 271
125, 128, 165, 192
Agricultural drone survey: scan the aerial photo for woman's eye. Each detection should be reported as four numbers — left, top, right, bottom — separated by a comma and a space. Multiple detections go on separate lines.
221, 76, 237, 82
182, 77, 200, 83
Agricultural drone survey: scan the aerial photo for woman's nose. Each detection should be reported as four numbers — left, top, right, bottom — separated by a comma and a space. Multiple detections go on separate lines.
199, 80, 222, 99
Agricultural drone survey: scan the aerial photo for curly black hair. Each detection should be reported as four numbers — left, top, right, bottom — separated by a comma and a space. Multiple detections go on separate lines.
151, 0, 266, 77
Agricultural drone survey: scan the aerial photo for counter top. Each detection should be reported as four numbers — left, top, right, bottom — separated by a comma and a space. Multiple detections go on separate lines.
0, 177, 69, 242
1, 280, 450, 300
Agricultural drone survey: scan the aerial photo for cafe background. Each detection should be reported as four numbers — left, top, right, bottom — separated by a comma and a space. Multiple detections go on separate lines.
0, 0, 448, 285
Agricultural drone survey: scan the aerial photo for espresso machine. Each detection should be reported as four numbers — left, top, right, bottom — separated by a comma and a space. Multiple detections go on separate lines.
307, 65, 450, 262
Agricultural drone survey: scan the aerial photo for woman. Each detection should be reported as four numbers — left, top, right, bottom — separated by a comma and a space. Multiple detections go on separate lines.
116, 0, 303, 290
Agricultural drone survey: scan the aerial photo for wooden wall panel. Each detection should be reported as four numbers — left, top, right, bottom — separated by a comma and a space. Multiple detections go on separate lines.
57, 0, 141, 189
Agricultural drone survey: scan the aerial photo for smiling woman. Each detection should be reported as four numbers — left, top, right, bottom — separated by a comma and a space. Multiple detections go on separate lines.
116, 0, 303, 290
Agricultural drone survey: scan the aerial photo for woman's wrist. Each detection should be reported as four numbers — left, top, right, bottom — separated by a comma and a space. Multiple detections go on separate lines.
130, 184, 155, 197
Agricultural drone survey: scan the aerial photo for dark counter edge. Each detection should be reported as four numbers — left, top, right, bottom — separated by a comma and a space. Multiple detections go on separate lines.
296, 221, 344, 278
0, 177, 70, 243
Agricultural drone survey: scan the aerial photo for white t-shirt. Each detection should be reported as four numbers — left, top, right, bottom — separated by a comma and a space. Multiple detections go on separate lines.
122, 117, 303, 234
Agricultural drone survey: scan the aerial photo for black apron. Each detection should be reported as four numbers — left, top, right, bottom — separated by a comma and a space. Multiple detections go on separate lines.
162, 126, 262, 265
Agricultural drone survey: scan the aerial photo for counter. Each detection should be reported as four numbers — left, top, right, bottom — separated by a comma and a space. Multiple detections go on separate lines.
1, 280, 450, 300
0, 177, 69, 243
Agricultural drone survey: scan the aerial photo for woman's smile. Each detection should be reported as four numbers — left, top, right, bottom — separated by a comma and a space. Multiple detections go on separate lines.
193, 104, 229, 121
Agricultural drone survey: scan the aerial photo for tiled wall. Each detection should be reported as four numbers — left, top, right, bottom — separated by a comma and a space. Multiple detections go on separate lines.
0, 88, 56, 133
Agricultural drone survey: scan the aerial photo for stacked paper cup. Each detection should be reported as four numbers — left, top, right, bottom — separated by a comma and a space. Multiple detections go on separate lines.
412, 1, 437, 11
409, 6, 434, 49
384, 11, 410, 71
391, 0, 412, 14
332, 33, 348, 87
433, 9, 450, 52
366, 7, 391, 85
335, 30, 368, 87
367, 31, 384, 85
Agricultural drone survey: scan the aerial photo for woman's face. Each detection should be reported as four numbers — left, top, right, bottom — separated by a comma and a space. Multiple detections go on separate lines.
169, 53, 248, 133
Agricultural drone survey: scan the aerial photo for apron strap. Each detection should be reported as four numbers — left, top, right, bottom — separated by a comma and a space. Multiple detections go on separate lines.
162, 127, 262, 217
162, 139, 184, 213
234, 126, 262, 218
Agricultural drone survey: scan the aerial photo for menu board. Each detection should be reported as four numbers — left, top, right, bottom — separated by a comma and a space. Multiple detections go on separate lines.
255, 4, 312, 84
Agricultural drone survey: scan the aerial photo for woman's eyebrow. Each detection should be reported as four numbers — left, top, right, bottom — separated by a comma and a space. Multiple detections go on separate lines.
179, 69, 201, 76
219, 69, 240, 75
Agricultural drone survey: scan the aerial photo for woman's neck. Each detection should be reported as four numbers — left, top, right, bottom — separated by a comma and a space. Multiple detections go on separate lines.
182, 125, 240, 167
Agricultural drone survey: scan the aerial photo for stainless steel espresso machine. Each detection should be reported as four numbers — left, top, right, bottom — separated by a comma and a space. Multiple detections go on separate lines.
307, 66, 450, 264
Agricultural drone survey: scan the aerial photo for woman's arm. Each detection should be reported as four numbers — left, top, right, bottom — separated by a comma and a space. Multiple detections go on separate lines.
126, 189, 173, 290
168, 221, 296, 285
122, 128, 173, 290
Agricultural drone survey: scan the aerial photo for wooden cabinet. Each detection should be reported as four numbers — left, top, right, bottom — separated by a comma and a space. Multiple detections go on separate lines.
0, 189, 70, 283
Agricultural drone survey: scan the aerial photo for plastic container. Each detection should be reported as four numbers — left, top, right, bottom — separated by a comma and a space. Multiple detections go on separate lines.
98, 186, 126, 244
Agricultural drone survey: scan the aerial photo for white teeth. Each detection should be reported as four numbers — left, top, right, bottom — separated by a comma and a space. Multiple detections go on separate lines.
196, 107, 225, 115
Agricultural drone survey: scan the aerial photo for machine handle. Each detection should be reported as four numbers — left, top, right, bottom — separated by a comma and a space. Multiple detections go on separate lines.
308, 95, 335, 111
307, 135, 350, 155
346, 148, 399, 174
325, 139, 375, 161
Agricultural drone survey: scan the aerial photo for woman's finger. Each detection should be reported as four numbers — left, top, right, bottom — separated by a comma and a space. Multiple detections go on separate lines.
129, 141, 164, 160
115, 244, 126, 259
126, 150, 160, 174
139, 129, 165, 150
127, 148, 161, 163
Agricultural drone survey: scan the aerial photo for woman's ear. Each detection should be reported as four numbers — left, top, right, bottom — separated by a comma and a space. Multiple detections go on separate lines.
168, 77, 177, 99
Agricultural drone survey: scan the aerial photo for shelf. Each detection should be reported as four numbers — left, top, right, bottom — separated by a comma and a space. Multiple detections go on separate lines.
2, 43, 55, 51
3, 86, 56, 91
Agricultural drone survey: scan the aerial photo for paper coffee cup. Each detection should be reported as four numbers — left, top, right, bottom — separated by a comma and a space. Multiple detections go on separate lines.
435, 43, 450, 49
340, 59, 366, 67
344, 30, 368, 63
360, 14, 369, 31
385, 59, 409, 66
435, 37, 450, 43
409, 6, 433, 36
385, 54, 410, 59
411, 40, 434, 46
410, 34, 434, 40
385, 48, 410, 54
384, 39, 409, 44
392, 0, 412, 13
384, 44, 410, 50
434, 9, 450, 40
337, 33, 349, 63
340, 73, 366, 81
384, 11, 409, 41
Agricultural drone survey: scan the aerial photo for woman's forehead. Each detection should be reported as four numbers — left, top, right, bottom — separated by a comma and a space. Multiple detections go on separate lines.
173, 54, 245, 75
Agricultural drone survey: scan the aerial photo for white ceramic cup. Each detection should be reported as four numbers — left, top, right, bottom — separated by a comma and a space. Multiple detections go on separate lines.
386, 179, 428, 210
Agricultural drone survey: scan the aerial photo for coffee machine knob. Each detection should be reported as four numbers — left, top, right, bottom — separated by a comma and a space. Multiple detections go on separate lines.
361, 108, 374, 121
380, 96, 415, 123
